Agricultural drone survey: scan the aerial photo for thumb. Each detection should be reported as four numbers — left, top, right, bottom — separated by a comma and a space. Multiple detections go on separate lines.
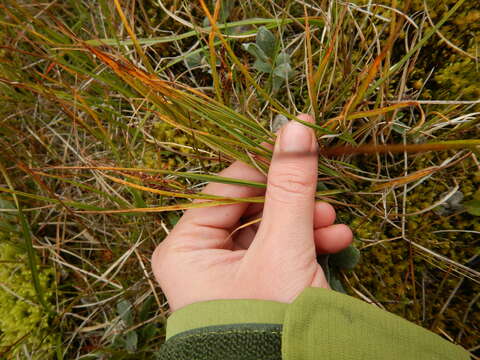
258, 114, 318, 248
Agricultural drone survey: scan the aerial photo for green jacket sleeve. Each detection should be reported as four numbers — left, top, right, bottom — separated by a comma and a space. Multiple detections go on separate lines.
157, 287, 470, 360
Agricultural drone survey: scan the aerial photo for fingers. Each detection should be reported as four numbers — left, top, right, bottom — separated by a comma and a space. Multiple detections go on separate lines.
314, 224, 353, 253
313, 202, 352, 254
235, 201, 337, 249
313, 202, 336, 228
234, 217, 353, 254
174, 160, 266, 248
258, 114, 318, 248
230, 170, 350, 255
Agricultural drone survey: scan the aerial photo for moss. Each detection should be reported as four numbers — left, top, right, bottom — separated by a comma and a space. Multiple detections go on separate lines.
141, 122, 192, 170
0, 241, 55, 358
434, 57, 480, 100
352, 0, 480, 108
335, 1, 480, 339
144, 121, 221, 171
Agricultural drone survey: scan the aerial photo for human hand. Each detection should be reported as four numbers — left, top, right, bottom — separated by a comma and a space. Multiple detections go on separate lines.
151, 114, 353, 311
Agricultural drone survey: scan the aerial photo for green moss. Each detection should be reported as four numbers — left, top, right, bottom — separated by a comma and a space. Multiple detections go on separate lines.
434, 57, 480, 100
0, 241, 55, 358
352, 0, 480, 107
144, 121, 221, 170
140, 122, 192, 170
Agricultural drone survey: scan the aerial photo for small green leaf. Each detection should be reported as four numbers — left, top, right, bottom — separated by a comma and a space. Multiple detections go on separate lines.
117, 299, 134, 326
330, 245, 360, 270
464, 200, 480, 216
392, 120, 408, 135
276, 51, 290, 65
139, 295, 155, 322
256, 26, 276, 58
329, 270, 347, 293
317, 254, 330, 280
124, 331, 138, 353
242, 43, 268, 62
139, 323, 159, 343
272, 75, 284, 91
272, 114, 289, 132
253, 59, 272, 73
273, 63, 293, 79
185, 52, 203, 69
167, 212, 180, 226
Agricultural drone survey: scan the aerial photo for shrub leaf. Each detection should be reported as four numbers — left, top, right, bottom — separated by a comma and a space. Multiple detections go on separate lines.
253, 59, 273, 73
256, 26, 276, 58
242, 43, 268, 62
330, 245, 360, 270
273, 63, 293, 79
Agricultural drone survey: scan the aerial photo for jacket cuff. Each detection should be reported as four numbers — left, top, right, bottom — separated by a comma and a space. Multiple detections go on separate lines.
161, 288, 470, 360
166, 298, 287, 340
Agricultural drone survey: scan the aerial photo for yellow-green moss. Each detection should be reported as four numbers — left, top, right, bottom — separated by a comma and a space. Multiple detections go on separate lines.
435, 57, 480, 100
0, 241, 55, 358
340, 2, 480, 343
144, 121, 221, 170
141, 122, 194, 170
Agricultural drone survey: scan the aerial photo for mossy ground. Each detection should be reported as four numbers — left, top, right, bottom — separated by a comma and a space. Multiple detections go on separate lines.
353, 0, 480, 107
336, 2, 480, 345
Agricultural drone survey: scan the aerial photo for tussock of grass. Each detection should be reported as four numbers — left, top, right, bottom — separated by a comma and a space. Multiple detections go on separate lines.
0, 0, 479, 358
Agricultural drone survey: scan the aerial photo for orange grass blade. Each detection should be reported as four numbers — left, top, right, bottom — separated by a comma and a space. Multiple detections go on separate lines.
77, 200, 244, 214
112, 0, 153, 73
304, 11, 316, 115
345, 9, 405, 113
104, 174, 264, 203
77, 189, 345, 214
324, 101, 422, 127
372, 167, 438, 191
203, 0, 223, 103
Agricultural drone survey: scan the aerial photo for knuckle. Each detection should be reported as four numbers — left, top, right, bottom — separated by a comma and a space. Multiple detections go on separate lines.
267, 166, 315, 199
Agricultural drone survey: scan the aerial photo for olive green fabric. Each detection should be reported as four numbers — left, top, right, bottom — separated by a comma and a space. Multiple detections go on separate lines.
161, 287, 470, 360
283, 288, 470, 360
166, 299, 287, 339
159, 324, 282, 360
